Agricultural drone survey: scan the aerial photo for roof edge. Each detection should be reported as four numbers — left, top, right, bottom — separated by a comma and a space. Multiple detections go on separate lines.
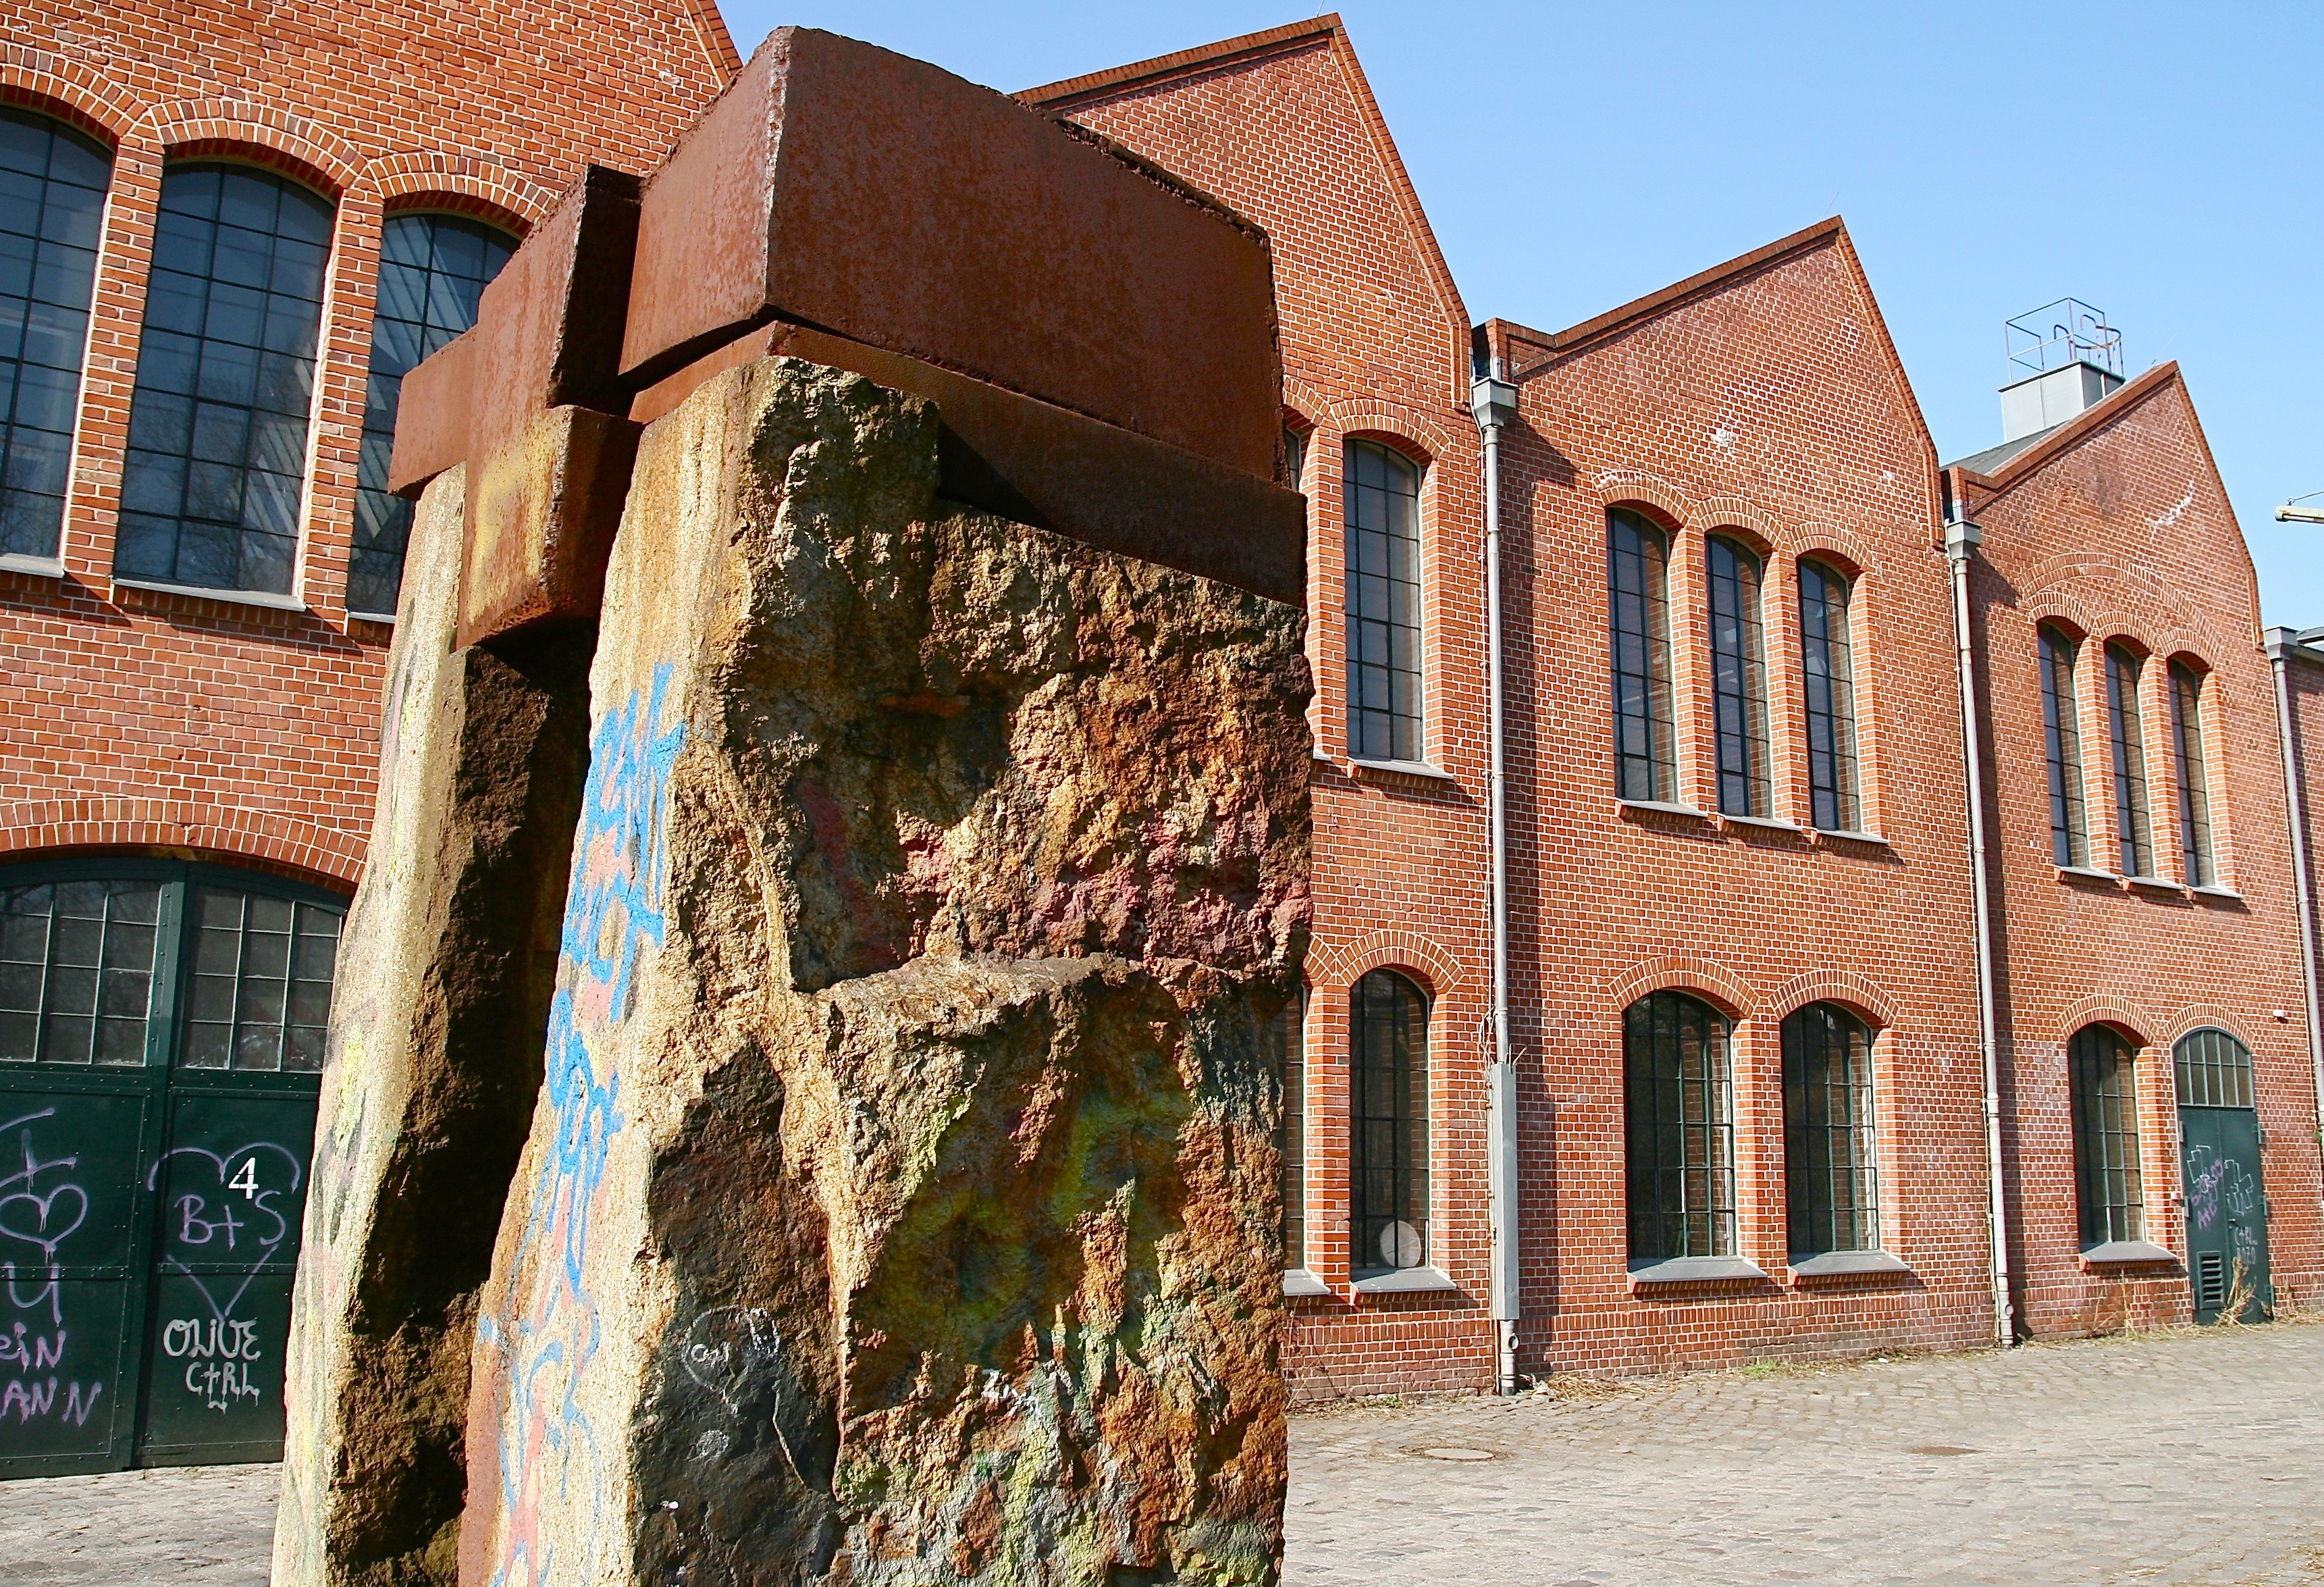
681, 0, 743, 78
1954, 361, 2182, 495
1016, 15, 1343, 108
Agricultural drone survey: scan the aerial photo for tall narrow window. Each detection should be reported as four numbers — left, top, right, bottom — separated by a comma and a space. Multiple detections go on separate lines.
2170, 660, 2215, 887
1782, 1001, 1879, 1257
1343, 438, 1423, 762
1706, 535, 1770, 816
1283, 424, 1308, 490
0, 107, 111, 560
1272, 988, 1307, 1272
1798, 558, 1861, 831
1349, 970, 1427, 1274
115, 163, 335, 596
2038, 625, 2090, 867
2069, 1025, 2144, 1247
349, 211, 514, 617
1625, 991, 1737, 1261
2105, 642, 2153, 876
1608, 508, 1675, 802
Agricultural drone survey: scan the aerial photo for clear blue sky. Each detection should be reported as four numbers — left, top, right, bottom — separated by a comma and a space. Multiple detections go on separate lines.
714, 1, 2323, 625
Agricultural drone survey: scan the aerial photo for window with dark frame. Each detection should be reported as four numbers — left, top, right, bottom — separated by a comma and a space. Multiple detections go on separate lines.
115, 162, 336, 596
0, 107, 111, 561
1342, 438, 1423, 763
1272, 987, 1307, 1272
1284, 424, 1308, 490
1625, 990, 1737, 1261
2069, 1024, 2144, 1247
1782, 1001, 1880, 1257
2175, 1026, 2254, 1110
1608, 507, 1676, 802
1798, 558, 1861, 832
2105, 642, 2154, 877
2169, 659, 2216, 887
348, 211, 515, 618
1349, 969, 1427, 1274
2039, 624, 2090, 868
1706, 535, 1770, 818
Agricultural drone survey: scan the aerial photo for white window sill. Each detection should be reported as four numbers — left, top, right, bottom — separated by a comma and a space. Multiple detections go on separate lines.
2123, 874, 2184, 895
2190, 885, 2245, 901
1629, 1255, 1767, 1287
1350, 1265, 1458, 1296
1283, 1268, 1331, 1298
112, 576, 308, 614
1721, 813, 1802, 834
0, 552, 64, 578
1811, 827, 1891, 850
346, 608, 398, 626
1787, 1250, 1911, 1280
1617, 798, 1709, 820
2057, 865, 2116, 883
2080, 1239, 2178, 1268
1349, 757, 1457, 784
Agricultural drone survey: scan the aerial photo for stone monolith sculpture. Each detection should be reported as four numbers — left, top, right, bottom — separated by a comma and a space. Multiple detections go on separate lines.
277, 24, 1309, 1587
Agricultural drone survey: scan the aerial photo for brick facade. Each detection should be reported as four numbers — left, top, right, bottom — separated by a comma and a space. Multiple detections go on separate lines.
0, 0, 735, 887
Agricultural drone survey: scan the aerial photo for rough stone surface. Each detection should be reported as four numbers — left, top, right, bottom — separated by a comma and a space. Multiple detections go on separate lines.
275, 465, 595, 1586
458, 358, 1310, 1587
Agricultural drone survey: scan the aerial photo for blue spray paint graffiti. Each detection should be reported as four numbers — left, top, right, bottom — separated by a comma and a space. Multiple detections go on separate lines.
485, 663, 685, 1587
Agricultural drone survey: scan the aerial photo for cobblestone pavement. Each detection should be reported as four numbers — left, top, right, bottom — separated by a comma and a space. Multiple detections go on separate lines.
3, 1325, 2320, 1585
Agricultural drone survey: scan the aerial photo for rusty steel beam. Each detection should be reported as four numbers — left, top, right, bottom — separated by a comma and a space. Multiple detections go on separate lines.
618, 27, 1284, 484
633, 324, 1306, 606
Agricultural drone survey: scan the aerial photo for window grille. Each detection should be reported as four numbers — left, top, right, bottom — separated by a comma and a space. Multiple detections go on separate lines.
2105, 642, 2154, 876
1798, 559, 1861, 831
1342, 438, 1423, 762
1272, 987, 1307, 1271
0, 107, 110, 560
0, 878, 161, 1064
2169, 660, 2215, 887
180, 885, 342, 1072
1349, 969, 1427, 1273
1782, 1001, 1879, 1257
1625, 991, 1737, 1260
115, 163, 335, 596
349, 211, 514, 617
2039, 625, 2089, 867
2069, 1025, 2144, 1245
1706, 536, 1770, 818
2175, 1027, 2254, 1110
1608, 508, 1675, 802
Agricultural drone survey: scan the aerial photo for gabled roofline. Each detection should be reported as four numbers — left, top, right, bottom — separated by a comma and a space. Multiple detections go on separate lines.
1019, 16, 1473, 404
681, 0, 743, 78
1950, 361, 2180, 497
1482, 217, 1941, 533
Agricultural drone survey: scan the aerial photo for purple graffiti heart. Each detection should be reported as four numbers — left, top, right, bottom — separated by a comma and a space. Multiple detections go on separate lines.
0, 1183, 87, 1259
147, 1143, 304, 1322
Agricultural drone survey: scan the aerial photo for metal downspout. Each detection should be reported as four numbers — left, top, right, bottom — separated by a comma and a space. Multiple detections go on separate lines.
1945, 503, 2015, 1348
1471, 363, 1520, 1393
2263, 629, 2324, 1179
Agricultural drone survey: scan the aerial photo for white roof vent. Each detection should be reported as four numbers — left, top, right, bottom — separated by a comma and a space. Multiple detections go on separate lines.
2000, 298, 2125, 442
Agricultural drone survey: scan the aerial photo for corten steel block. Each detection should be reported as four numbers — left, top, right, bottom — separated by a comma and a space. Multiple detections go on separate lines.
456, 405, 641, 650
386, 329, 474, 498
619, 26, 1283, 482
633, 323, 1308, 605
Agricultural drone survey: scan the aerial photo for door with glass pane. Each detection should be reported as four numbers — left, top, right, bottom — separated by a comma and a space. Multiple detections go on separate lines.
0, 860, 343, 1478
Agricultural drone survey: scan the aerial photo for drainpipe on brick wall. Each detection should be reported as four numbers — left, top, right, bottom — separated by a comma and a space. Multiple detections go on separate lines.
2262, 628, 2324, 1172
1945, 500, 2016, 1349
1471, 361, 1521, 1393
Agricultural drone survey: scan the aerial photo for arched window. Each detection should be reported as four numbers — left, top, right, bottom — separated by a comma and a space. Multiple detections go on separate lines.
2169, 660, 2215, 887
1271, 987, 1307, 1272
2104, 642, 2153, 876
1706, 535, 1770, 817
2173, 1026, 2265, 1322
1625, 991, 1737, 1261
115, 162, 336, 596
2175, 1026, 2254, 1110
1782, 1001, 1878, 1257
2038, 624, 2090, 867
0, 106, 111, 561
1608, 508, 1674, 802
1797, 558, 1860, 831
1349, 969, 1427, 1274
1342, 438, 1422, 763
348, 210, 515, 617
2069, 1025, 2144, 1247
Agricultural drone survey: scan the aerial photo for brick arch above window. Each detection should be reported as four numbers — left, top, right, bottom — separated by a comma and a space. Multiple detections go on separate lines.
141, 101, 362, 195
0, 48, 141, 143
0, 800, 364, 889
1791, 527, 1881, 583
1602, 953, 1755, 1023
2148, 628, 2228, 676
1304, 392, 1460, 466
1691, 503, 1780, 558
1306, 929, 1464, 1004
1593, 470, 1689, 527
369, 155, 556, 231
2053, 994, 2161, 1051
2165, 1005, 2264, 1053
1763, 968, 1897, 1029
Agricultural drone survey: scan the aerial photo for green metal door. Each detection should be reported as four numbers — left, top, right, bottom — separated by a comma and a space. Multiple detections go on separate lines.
2176, 1028, 2271, 1326
0, 860, 343, 1478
